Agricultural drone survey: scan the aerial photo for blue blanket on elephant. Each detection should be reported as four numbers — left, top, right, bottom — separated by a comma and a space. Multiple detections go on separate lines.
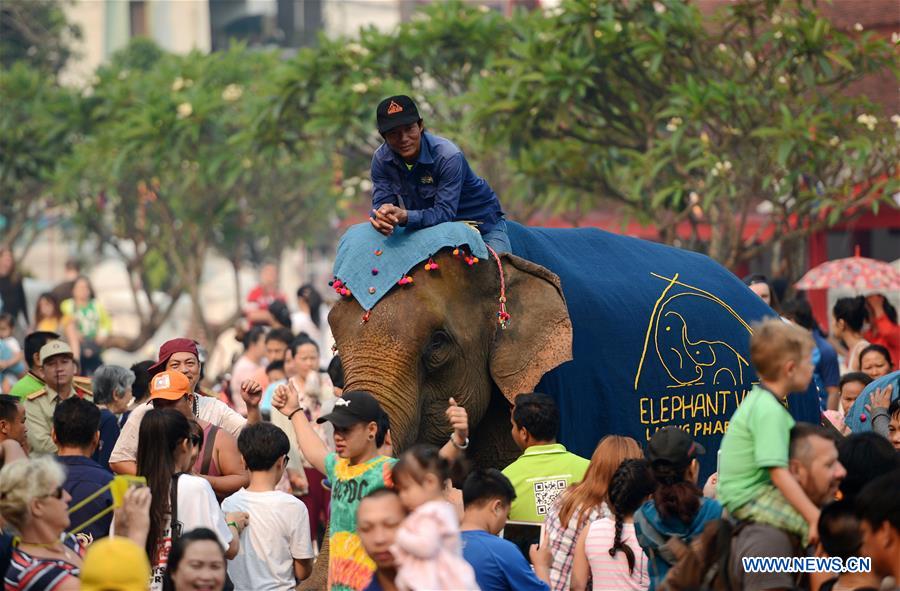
334, 222, 489, 311
507, 222, 821, 477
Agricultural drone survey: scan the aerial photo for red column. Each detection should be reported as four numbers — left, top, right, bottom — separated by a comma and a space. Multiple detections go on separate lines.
807, 230, 829, 330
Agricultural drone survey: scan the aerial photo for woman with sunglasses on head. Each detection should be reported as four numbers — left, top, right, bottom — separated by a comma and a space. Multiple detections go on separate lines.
137, 407, 248, 591
0, 456, 82, 591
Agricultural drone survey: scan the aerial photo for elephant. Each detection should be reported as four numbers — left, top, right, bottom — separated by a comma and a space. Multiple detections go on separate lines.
328, 221, 821, 472
300, 221, 821, 590
330, 235, 572, 468
300, 224, 573, 590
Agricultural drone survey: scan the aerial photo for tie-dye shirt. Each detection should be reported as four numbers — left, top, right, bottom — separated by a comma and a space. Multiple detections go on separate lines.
324, 453, 396, 591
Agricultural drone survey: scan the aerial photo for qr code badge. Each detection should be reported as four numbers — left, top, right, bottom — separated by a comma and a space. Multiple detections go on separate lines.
533, 479, 567, 516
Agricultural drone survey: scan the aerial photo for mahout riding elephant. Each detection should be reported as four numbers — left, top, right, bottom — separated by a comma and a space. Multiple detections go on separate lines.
329, 221, 820, 476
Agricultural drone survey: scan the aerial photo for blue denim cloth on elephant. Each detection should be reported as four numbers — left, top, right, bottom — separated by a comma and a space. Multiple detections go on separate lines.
333, 221, 489, 312
480, 218, 511, 254
504, 221, 822, 480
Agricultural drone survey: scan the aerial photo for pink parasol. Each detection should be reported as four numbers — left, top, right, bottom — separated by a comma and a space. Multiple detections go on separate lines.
795, 247, 900, 292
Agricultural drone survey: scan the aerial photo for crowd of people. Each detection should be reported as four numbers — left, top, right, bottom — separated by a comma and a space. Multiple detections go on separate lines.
0, 254, 897, 591
1, 91, 899, 589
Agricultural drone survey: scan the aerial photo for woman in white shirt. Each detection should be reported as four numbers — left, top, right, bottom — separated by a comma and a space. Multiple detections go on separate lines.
136, 408, 248, 591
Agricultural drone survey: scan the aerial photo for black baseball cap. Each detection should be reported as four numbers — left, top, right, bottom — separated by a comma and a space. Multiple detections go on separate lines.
317, 390, 385, 428
647, 426, 705, 467
376, 95, 421, 134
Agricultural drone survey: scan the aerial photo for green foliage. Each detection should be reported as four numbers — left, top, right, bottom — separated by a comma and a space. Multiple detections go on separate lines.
56, 40, 335, 343
61, 40, 331, 257
103, 36, 165, 73
0, 62, 84, 249
0, 0, 81, 74
471, 0, 899, 265
261, 1, 543, 216
260, 0, 898, 266
2, 0, 896, 340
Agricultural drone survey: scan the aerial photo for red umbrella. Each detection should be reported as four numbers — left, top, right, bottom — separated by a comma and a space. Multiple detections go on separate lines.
795, 247, 900, 292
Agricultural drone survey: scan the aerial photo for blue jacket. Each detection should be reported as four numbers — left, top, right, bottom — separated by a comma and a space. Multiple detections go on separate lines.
371, 132, 503, 233
57, 455, 114, 541
634, 497, 723, 590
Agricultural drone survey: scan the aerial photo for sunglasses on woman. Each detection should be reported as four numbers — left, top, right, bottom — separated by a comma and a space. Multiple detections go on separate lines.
43, 485, 64, 500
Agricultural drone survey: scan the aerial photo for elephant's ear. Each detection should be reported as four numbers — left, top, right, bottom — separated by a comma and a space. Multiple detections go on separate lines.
489, 254, 573, 403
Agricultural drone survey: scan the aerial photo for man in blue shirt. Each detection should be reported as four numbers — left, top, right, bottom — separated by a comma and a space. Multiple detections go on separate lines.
460, 468, 550, 591
53, 397, 114, 541
369, 95, 511, 253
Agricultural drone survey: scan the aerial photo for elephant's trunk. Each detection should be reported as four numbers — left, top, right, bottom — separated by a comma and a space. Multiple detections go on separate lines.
340, 347, 421, 452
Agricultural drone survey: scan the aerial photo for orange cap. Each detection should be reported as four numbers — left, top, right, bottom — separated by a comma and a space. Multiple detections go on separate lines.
149, 370, 191, 401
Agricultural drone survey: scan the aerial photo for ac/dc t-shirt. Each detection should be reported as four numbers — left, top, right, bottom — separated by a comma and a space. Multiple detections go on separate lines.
324, 453, 396, 591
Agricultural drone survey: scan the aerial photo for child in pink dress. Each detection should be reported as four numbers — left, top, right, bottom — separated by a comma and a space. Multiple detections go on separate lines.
391, 445, 479, 591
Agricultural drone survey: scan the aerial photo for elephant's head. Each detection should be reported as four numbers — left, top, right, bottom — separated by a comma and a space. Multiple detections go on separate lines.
328, 249, 572, 465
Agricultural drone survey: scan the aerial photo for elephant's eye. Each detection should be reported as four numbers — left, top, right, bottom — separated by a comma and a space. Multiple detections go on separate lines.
423, 330, 453, 369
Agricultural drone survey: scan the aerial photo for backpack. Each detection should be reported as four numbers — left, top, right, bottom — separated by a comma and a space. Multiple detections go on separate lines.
657, 518, 741, 591
634, 509, 689, 569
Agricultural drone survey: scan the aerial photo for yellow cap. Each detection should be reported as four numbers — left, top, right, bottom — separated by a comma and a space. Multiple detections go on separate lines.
80, 537, 151, 591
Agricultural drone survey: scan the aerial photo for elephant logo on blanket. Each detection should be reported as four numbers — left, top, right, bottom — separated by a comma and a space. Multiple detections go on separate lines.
635, 273, 752, 390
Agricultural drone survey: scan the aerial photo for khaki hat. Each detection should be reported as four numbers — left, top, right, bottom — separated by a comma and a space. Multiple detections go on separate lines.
39, 340, 74, 365
80, 537, 151, 591
149, 370, 192, 401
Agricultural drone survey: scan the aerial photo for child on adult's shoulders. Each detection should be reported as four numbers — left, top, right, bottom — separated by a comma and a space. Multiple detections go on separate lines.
717, 319, 823, 544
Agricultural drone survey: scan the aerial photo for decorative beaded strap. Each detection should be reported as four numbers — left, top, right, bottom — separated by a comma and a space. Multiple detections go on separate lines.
486, 246, 510, 330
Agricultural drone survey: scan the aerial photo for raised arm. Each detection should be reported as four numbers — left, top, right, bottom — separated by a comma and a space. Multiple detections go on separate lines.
239, 379, 263, 425
438, 398, 469, 462
865, 385, 893, 438
272, 381, 328, 474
